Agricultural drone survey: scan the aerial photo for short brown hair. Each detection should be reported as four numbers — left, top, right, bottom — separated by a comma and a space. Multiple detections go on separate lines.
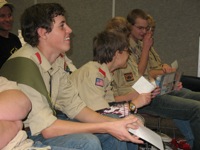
127, 9, 148, 25
93, 30, 129, 64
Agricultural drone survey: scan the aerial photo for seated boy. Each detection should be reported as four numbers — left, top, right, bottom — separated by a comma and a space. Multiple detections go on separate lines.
69, 30, 152, 122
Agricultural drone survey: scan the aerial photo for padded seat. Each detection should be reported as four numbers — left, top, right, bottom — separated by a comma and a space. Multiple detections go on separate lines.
180, 75, 200, 92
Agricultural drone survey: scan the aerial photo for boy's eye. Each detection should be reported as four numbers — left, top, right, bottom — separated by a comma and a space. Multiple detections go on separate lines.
0, 14, 5, 18
0, 14, 12, 18
60, 23, 66, 28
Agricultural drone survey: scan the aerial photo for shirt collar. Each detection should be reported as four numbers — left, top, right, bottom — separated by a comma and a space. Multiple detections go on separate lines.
31, 48, 52, 73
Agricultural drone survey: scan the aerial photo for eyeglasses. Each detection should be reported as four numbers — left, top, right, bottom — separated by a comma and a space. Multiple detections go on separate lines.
133, 25, 150, 31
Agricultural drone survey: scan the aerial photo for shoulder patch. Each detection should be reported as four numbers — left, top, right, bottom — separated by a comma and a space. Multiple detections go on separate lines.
95, 78, 104, 87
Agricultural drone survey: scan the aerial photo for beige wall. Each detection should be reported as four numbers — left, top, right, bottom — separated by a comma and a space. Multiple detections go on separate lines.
8, 0, 200, 76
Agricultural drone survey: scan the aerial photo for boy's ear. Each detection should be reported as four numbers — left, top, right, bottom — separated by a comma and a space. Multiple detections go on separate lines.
115, 50, 120, 57
37, 28, 47, 39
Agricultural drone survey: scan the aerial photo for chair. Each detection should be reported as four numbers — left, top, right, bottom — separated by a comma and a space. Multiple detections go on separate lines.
180, 75, 200, 92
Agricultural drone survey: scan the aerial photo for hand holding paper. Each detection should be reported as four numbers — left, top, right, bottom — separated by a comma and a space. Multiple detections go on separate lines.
171, 60, 178, 70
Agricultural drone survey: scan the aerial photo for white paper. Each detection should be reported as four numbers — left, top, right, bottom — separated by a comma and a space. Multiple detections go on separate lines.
171, 60, 178, 69
132, 76, 156, 94
129, 126, 164, 150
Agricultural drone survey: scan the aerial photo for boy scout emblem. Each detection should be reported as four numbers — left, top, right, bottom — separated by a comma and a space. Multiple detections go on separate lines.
124, 72, 134, 82
95, 78, 104, 87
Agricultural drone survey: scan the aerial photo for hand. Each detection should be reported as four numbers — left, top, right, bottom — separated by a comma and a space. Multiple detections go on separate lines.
132, 93, 152, 108
106, 115, 144, 144
151, 87, 160, 98
162, 64, 176, 73
173, 81, 182, 91
143, 32, 153, 51
134, 114, 145, 126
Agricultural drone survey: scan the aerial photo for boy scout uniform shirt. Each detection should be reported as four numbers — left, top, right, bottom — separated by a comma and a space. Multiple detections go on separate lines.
7, 44, 86, 136
63, 55, 77, 73
149, 47, 162, 70
129, 37, 163, 76
0, 76, 19, 92
69, 61, 115, 111
129, 37, 150, 79
112, 55, 140, 96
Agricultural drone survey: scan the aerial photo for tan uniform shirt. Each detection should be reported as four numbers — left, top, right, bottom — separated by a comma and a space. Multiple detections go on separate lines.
112, 55, 140, 96
69, 61, 115, 111
129, 37, 150, 78
129, 37, 163, 75
9, 44, 86, 135
0, 77, 19, 92
64, 55, 77, 73
149, 47, 162, 70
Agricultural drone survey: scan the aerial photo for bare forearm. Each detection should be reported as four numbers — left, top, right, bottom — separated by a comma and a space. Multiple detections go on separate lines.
42, 107, 118, 138
115, 91, 139, 102
42, 115, 144, 144
41, 118, 115, 139
75, 107, 117, 123
0, 120, 22, 149
149, 69, 164, 79
138, 50, 149, 75
0, 90, 31, 120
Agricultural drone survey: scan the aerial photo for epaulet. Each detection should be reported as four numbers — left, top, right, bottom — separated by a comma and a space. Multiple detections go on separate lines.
99, 68, 106, 77
35, 52, 42, 64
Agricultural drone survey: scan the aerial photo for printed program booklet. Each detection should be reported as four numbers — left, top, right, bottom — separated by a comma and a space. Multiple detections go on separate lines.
155, 71, 182, 95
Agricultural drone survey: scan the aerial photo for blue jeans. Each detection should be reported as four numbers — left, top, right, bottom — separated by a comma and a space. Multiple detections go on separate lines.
28, 132, 101, 150
27, 112, 138, 150
138, 88, 200, 150
173, 119, 194, 147
100, 114, 138, 150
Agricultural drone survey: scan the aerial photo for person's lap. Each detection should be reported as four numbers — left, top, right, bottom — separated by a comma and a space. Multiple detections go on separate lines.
169, 88, 200, 100
30, 132, 101, 150
138, 88, 200, 149
138, 90, 200, 119
98, 113, 138, 150
27, 112, 138, 150
27, 111, 101, 150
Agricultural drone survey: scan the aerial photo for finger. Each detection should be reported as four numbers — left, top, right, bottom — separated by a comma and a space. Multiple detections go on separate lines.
162, 68, 167, 73
124, 115, 139, 124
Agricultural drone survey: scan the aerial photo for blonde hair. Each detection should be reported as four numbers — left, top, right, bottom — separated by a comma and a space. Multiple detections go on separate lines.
147, 14, 156, 30
105, 16, 131, 37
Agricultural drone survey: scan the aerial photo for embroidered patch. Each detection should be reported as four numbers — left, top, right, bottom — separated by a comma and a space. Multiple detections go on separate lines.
124, 73, 134, 82
95, 78, 104, 87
